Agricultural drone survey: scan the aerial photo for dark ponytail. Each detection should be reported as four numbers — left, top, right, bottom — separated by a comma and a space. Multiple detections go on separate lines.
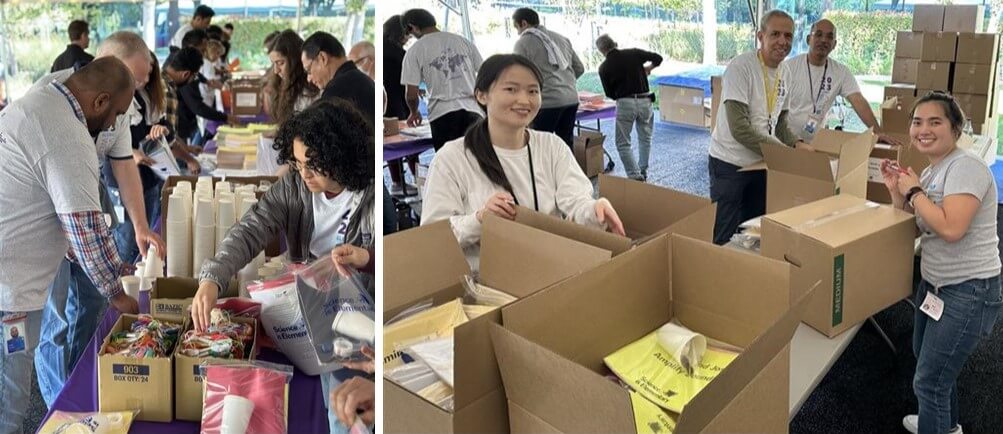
463, 54, 544, 196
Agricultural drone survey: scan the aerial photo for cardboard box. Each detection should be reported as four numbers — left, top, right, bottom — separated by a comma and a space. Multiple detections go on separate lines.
98, 314, 183, 422
492, 234, 815, 434
892, 57, 920, 84
150, 277, 201, 317
761, 195, 915, 337
383, 117, 400, 136
884, 84, 916, 102
750, 129, 876, 213
866, 143, 900, 204
573, 131, 605, 178
919, 32, 957, 62
912, 4, 945, 32
174, 316, 259, 421
658, 85, 705, 127
710, 76, 722, 133
943, 5, 984, 33
511, 175, 714, 254
956, 33, 1000, 64
915, 61, 952, 91
383, 218, 612, 434
229, 78, 263, 116
954, 93, 991, 123
894, 31, 923, 59
952, 63, 994, 95
881, 97, 914, 135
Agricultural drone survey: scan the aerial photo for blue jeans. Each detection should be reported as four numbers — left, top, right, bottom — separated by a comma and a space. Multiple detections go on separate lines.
0, 309, 42, 433
321, 368, 371, 434
913, 275, 1002, 434
614, 97, 654, 179
35, 259, 108, 407
110, 181, 163, 263
708, 156, 766, 245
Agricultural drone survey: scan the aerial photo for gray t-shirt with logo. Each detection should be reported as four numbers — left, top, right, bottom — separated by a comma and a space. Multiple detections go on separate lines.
917, 147, 1001, 287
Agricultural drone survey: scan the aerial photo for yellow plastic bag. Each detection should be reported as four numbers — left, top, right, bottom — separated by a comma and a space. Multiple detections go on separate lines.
605, 331, 739, 413
630, 390, 677, 434
37, 410, 137, 434
383, 298, 468, 369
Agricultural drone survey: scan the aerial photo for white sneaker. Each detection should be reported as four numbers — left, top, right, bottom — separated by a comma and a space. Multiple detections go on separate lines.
902, 415, 963, 434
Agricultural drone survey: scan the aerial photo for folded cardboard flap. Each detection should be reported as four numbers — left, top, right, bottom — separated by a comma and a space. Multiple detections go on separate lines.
384, 379, 453, 432
384, 221, 470, 315
513, 206, 632, 255
479, 215, 612, 298
451, 308, 504, 409
761, 143, 836, 182
598, 174, 715, 242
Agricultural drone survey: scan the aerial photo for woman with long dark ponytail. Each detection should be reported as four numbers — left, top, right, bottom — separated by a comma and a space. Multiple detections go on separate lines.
421, 54, 625, 269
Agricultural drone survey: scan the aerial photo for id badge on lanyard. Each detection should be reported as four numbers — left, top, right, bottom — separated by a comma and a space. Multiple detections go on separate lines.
3, 313, 28, 356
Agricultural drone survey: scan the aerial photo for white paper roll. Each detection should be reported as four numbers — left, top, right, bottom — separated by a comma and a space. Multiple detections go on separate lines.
192, 223, 215, 276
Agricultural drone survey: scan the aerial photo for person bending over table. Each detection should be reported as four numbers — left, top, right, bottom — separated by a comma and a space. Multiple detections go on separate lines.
880, 91, 1001, 434
191, 99, 375, 434
421, 54, 626, 272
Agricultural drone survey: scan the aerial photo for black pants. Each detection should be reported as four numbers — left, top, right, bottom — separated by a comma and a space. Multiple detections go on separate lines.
708, 156, 766, 245
430, 110, 482, 151
532, 103, 579, 147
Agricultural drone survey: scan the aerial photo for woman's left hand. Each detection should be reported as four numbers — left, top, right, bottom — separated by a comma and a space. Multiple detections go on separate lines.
896, 167, 921, 196
330, 244, 370, 278
595, 198, 626, 237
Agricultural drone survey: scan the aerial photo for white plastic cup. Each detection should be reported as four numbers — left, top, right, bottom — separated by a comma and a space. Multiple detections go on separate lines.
332, 310, 375, 342
221, 394, 255, 434
121, 276, 141, 300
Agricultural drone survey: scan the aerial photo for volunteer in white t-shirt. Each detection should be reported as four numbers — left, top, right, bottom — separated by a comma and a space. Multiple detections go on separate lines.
708, 9, 806, 245
785, 19, 900, 144
422, 54, 626, 271
0, 58, 139, 432
169, 5, 215, 52
400, 8, 484, 151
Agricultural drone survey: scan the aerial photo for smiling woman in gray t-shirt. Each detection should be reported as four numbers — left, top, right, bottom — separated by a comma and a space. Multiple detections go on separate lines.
880, 92, 1002, 434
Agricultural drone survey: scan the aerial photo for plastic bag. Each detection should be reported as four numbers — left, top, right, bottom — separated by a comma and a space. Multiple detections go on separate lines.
200, 360, 294, 434
461, 275, 516, 307
247, 264, 340, 375
382, 298, 468, 369
38, 410, 138, 434
404, 336, 454, 387
295, 255, 374, 364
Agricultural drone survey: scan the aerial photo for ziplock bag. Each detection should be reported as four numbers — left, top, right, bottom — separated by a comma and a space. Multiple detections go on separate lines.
37, 410, 139, 434
200, 360, 294, 434
295, 255, 375, 364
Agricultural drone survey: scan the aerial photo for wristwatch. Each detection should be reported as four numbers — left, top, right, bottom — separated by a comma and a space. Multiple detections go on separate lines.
905, 186, 925, 207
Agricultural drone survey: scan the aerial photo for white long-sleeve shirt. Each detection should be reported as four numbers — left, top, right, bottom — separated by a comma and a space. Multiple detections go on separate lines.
421, 129, 601, 271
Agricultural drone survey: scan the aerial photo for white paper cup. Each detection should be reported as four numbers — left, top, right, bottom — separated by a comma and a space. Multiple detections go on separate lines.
121, 276, 141, 300
221, 394, 255, 434
332, 310, 375, 342
134, 262, 146, 278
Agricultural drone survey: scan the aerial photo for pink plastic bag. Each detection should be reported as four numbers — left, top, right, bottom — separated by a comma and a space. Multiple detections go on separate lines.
200, 361, 294, 434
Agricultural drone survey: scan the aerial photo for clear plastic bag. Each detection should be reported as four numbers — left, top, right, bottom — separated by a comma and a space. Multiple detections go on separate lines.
199, 360, 294, 434
461, 275, 516, 307
38, 410, 139, 434
295, 254, 374, 364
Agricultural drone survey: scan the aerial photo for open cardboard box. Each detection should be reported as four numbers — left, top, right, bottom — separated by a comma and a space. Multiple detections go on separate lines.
383, 218, 613, 433
742, 129, 875, 213
98, 313, 185, 422
513, 175, 715, 255
491, 234, 815, 433
173, 315, 259, 421
761, 195, 915, 337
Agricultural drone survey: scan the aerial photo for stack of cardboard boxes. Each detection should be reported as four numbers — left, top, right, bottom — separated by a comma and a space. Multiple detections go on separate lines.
875, 4, 999, 203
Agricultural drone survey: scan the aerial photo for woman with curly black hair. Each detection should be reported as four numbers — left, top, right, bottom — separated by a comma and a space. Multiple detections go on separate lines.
191, 99, 375, 333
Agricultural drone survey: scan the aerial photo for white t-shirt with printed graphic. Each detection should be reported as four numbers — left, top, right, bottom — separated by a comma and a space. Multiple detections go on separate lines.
401, 31, 484, 122
710, 50, 791, 167
784, 53, 860, 142
309, 190, 362, 258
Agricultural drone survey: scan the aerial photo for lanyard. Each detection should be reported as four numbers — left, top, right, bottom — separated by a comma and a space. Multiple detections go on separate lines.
758, 52, 781, 134
510, 131, 539, 212
806, 57, 829, 115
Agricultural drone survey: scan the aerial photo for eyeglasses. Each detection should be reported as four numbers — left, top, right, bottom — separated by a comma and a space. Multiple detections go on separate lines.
302, 58, 316, 75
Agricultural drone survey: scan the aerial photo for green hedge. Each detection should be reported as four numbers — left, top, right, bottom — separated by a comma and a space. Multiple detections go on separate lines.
644, 23, 755, 64
824, 10, 911, 76
229, 17, 375, 71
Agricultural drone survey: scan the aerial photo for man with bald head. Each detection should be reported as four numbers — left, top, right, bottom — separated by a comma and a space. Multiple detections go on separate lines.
29, 30, 166, 407
784, 19, 897, 144
349, 40, 375, 80
0, 57, 137, 431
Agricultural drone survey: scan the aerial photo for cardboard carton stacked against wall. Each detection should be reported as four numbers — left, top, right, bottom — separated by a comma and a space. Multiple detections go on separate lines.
889, 4, 999, 137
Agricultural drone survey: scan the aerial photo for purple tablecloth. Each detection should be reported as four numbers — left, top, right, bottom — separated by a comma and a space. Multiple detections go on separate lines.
575, 105, 617, 123
383, 139, 434, 162
41, 291, 330, 434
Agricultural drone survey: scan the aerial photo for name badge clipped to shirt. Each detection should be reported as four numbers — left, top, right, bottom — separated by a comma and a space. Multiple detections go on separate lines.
803, 113, 824, 136
920, 290, 945, 321
3, 313, 28, 356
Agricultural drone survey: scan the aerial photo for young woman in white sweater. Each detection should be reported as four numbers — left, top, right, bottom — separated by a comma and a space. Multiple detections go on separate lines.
421, 54, 625, 269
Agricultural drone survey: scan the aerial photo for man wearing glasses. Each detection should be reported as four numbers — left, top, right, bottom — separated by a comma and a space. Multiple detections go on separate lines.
784, 19, 898, 144
301, 31, 375, 123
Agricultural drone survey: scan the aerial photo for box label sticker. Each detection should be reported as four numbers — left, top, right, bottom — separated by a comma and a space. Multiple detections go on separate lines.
112, 364, 151, 382
193, 364, 204, 382
153, 302, 185, 316
832, 254, 845, 327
